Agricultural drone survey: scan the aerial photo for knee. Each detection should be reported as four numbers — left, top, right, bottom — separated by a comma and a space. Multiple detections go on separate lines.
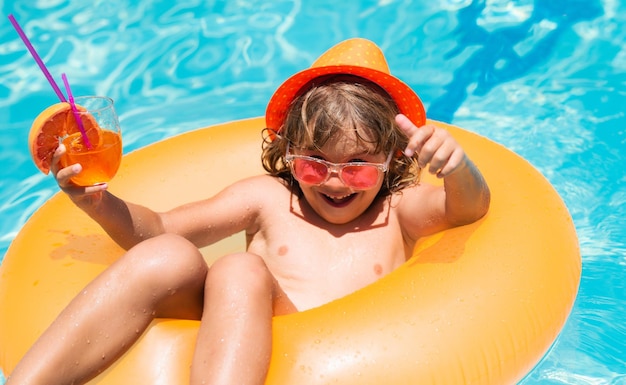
206, 253, 273, 297
124, 233, 208, 290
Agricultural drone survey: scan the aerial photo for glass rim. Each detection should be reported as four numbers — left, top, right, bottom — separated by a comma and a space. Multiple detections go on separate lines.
72, 95, 115, 113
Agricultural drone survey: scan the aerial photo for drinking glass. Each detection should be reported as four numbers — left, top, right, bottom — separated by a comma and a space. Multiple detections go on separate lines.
60, 96, 122, 186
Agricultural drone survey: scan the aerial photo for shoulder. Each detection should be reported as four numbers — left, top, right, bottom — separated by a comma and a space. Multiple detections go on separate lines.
218, 174, 292, 206
163, 174, 291, 244
228, 174, 291, 195
174, 174, 289, 213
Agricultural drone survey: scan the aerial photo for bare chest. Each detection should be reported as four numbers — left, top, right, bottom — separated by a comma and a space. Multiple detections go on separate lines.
247, 202, 407, 310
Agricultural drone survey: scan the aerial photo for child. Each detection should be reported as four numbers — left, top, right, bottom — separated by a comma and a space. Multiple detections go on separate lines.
7, 38, 490, 385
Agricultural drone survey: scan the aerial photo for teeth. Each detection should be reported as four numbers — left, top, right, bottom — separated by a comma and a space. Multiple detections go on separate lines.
325, 193, 352, 201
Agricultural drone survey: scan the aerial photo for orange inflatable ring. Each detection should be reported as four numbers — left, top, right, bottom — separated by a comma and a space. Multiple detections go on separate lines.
0, 117, 580, 384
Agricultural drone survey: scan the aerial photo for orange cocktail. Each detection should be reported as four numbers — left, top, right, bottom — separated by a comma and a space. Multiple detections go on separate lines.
59, 96, 123, 186
61, 130, 122, 186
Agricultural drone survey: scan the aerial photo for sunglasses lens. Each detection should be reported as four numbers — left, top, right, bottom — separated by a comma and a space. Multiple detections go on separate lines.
341, 165, 380, 189
292, 158, 328, 184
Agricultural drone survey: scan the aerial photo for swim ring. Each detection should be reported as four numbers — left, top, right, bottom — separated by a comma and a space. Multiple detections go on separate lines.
0, 117, 580, 384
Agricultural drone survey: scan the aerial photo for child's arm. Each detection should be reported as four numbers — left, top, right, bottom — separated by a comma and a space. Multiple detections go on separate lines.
395, 114, 490, 238
51, 144, 261, 250
438, 155, 490, 225
51, 144, 168, 249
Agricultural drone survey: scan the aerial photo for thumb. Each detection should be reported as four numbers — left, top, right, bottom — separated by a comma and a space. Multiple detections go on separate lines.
395, 114, 417, 138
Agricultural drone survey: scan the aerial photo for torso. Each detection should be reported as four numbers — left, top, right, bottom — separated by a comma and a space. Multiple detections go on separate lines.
244, 176, 409, 311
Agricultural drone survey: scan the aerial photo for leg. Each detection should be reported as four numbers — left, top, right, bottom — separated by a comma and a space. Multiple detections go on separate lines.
190, 252, 296, 385
7, 233, 207, 385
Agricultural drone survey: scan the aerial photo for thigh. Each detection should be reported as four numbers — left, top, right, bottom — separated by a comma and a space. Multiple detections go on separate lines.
127, 234, 208, 320
207, 252, 298, 316
271, 276, 298, 316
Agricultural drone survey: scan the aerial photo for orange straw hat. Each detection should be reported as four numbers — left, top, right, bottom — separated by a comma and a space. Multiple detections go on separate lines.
265, 38, 426, 136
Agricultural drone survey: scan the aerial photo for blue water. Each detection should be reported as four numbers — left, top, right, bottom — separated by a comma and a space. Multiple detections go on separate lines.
1, 1, 625, 383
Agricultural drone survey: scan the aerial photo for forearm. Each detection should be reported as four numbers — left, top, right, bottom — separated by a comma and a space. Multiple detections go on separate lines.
71, 191, 165, 250
443, 156, 490, 225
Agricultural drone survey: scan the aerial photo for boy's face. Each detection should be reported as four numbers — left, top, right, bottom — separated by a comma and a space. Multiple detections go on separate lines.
293, 130, 388, 225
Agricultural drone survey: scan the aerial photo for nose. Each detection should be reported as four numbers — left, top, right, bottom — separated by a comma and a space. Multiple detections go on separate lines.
323, 166, 348, 188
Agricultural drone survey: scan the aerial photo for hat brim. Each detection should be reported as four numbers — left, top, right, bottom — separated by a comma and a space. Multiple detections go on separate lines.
265, 65, 426, 134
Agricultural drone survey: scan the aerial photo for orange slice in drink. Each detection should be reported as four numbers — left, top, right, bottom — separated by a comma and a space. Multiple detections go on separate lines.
28, 102, 101, 174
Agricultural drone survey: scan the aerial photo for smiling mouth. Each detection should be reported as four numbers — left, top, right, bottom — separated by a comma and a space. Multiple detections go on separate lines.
322, 193, 356, 207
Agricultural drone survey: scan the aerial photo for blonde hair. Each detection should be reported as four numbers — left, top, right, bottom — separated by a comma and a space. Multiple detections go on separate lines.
262, 76, 421, 197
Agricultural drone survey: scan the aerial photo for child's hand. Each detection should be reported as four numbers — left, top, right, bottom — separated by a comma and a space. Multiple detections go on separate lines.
50, 144, 108, 198
395, 114, 467, 178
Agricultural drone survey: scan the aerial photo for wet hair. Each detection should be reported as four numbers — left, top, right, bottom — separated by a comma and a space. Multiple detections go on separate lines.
262, 75, 421, 197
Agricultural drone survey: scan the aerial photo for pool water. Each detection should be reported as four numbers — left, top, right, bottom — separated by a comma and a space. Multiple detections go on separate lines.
1, 1, 625, 383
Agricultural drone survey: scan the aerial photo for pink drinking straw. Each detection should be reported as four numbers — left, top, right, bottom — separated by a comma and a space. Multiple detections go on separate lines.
8, 14, 67, 102
62, 73, 93, 149
9, 14, 92, 149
